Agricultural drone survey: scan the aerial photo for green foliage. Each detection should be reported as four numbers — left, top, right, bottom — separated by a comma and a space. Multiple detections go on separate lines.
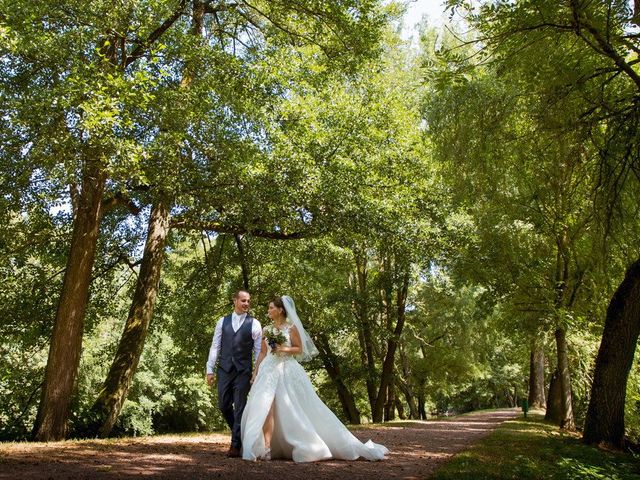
408, 270, 528, 414
626, 358, 640, 444
0, 207, 69, 440
0, 344, 47, 441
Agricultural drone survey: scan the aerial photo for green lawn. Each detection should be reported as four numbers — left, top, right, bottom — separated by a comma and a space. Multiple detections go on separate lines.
433, 412, 640, 480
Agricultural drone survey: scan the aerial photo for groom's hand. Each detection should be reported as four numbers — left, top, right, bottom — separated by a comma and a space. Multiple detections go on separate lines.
206, 373, 215, 386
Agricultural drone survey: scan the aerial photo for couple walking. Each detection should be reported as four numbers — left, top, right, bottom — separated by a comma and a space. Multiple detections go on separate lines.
206, 290, 388, 462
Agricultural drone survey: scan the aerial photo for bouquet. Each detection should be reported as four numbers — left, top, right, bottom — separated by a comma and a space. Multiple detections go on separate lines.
264, 327, 287, 353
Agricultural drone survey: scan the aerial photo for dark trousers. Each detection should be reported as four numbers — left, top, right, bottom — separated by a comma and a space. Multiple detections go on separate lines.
217, 365, 251, 449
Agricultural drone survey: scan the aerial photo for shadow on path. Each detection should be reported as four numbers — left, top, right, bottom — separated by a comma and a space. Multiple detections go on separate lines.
0, 408, 519, 479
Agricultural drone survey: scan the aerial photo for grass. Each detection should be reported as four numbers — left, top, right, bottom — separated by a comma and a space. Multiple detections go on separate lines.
433, 412, 640, 480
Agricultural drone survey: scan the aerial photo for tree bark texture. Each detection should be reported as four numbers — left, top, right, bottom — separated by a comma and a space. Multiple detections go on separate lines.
545, 368, 563, 425
418, 393, 427, 420
583, 256, 640, 448
528, 339, 546, 408
90, 201, 170, 437
234, 234, 250, 291
33, 160, 107, 441
384, 379, 396, 422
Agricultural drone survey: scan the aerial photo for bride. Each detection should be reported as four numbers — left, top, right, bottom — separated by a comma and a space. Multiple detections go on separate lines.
240, 295, 389, 463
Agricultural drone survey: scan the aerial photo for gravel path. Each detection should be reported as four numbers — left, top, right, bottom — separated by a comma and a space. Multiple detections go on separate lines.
0, 408, 519, 479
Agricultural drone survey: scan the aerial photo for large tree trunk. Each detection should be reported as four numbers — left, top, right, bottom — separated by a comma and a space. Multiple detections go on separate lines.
528, 338, 546, 408
583, 256, 640, 448
33, 160, 107, 441
384, 378, 396, 421
372, 270, 409, 422
83, 0, 195, 437
31, 2, 186, 442
89, 201, 170, 437
545, 368, 563, 424
314, 333, 361, 424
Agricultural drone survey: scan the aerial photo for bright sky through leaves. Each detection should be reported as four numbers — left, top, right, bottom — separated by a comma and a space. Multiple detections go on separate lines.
401, 0, 449, 39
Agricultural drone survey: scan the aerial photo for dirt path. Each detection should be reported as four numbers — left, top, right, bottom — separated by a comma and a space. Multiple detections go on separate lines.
0, 408, 518, 479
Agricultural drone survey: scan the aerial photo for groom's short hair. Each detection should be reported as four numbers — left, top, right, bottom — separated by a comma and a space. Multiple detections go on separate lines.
233, 289, 250, 299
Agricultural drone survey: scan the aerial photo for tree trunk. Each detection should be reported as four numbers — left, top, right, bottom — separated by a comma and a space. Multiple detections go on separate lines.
353, 250, 378, 416
528, 339, 546, 408
550, 229, 575, 429
384, 379, 396, 421
234, 234, 250, 290
555, 327, 575, 429
33, 160, 107, 441
398, 346, 419, 419
417, 390, 428, 419
394, 397, 405, 420
314, 333, 361, 424
89, 200, 170, 437
583, 256, 640, 448
545, 368, 563, 424
372, 271, 409, 422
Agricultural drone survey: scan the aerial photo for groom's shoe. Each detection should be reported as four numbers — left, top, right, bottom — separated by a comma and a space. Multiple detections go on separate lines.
227, 446, 241, 458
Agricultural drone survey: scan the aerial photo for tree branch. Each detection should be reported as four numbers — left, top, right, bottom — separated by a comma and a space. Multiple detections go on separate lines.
170, 218, 309, 239
91, 253, 142, 282
102, 192, 142, 216
125, 0, 188, 67
569, 4, 640, 91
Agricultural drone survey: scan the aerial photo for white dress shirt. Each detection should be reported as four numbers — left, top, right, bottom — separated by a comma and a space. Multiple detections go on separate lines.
206, 312, 262, 374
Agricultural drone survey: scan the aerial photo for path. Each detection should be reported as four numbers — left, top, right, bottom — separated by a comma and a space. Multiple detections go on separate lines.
0, 408, 519, 479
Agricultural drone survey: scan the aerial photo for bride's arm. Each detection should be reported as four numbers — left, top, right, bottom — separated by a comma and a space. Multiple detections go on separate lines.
275, 326, 302, 356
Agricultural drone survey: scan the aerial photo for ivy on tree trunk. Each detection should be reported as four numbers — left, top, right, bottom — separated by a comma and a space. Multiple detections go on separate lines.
88, 200, 171, 438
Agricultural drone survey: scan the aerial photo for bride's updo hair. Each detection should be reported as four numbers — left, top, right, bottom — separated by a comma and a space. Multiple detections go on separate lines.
270, 296, 286, 317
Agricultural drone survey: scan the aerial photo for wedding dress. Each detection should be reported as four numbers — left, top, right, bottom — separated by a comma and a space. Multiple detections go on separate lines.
240, 322, 388, 463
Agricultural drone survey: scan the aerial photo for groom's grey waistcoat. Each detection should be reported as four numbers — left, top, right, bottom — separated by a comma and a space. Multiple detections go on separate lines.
219, 314, 254, 372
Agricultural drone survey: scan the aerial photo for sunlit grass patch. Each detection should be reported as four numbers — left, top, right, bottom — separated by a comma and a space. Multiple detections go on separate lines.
433, 413, 640, 480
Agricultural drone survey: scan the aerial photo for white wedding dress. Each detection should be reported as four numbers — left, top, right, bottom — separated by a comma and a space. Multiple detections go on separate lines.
240, 324, 388, 463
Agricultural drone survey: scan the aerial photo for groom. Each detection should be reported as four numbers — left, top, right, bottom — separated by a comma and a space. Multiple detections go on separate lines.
206, 290, 262, 457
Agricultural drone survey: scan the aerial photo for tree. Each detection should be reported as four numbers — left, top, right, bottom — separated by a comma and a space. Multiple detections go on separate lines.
583, 258, 640, 447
